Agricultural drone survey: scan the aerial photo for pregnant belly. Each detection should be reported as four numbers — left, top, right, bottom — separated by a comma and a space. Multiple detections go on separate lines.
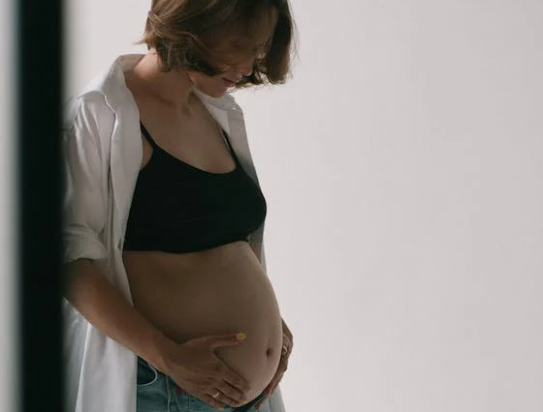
122, 241, 283, 402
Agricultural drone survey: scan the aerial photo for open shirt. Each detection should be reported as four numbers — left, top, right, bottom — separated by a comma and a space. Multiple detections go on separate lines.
62, 53, 285, 412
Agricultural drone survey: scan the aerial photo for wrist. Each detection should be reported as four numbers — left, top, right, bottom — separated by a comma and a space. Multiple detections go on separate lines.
147, 330, 177, 375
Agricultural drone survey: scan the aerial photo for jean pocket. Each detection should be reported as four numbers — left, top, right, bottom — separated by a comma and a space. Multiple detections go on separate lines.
137, 357, 159, 388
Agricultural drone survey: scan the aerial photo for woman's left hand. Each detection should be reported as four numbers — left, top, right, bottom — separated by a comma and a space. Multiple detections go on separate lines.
254, 318, 293, 410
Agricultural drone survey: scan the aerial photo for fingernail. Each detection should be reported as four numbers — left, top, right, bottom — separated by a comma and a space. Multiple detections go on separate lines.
236, 332, 246, 340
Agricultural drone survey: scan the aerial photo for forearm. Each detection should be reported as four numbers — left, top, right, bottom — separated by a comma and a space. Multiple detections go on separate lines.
64, 258, 173, 372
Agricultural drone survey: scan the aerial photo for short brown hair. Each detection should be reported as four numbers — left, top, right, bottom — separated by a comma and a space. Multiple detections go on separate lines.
137, 0, 297, 87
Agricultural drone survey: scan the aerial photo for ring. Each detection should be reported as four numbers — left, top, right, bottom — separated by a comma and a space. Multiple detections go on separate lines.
212, 391, 220, 399
282, 344, 288, 355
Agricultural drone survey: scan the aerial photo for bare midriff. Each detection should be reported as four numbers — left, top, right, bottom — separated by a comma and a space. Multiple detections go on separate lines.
122, 240, 283, 402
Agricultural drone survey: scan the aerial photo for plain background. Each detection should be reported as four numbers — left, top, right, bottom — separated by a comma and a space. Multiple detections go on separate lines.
61, 0, 543, 411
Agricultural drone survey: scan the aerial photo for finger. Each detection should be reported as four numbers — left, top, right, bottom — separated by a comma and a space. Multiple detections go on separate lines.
281, 342, 290, 356
271, 377, 282, 393
207, 389, 242, 409
254, 382, 273, 409
210, 357, 250, 394
283, 333, 292, 345
255, 395, 268, 410
217, 364, 251, 394
208, 333, 247, 350
282, 344, 288, 355
255, 381, 279, 411
213, 381, 246, 405
277, 355, 288, 372
281, 338, 292, 357
269, 372, 284, 393
269, 369, 285, 393
263, 374, 281, 398
254, 367, 287, 409
201, 392, 227, 410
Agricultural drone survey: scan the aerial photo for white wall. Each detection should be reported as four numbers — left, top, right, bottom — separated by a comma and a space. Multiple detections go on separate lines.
66, 1, 543, 411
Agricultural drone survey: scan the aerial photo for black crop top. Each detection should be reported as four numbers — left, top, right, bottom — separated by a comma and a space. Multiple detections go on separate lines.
123, 123, 267, 253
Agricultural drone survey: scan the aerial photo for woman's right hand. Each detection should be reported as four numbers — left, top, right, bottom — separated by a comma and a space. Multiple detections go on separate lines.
161, 332, 250, 410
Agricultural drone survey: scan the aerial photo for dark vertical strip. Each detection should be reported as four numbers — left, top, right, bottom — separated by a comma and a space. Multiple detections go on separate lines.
17, 0, 64, 410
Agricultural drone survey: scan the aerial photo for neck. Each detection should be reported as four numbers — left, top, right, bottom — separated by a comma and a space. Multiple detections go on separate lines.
130, 50, 198, 115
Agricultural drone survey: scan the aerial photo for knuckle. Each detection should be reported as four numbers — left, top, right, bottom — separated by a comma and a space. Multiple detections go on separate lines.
233, 377, 245, 390
232, 388, 244, 401
229, 398, 242, 407
222, 387, 235, 400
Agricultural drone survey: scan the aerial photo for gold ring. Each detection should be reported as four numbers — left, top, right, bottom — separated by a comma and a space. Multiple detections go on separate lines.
282, 344, 288, 354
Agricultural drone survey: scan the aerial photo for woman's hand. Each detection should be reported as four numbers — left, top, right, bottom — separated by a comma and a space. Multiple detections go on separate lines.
254, 319, 293, 410
160, 332, 251, 410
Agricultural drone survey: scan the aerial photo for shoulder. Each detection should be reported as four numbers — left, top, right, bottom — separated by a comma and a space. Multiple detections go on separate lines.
64, 54, 141, 132
62, 92, 116, 153
64, 92, 113, 127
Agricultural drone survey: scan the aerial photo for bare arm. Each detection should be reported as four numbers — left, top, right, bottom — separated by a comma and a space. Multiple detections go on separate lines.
62, 95, 250, 408
64, 258, 174, 373
65, 258, 251, 407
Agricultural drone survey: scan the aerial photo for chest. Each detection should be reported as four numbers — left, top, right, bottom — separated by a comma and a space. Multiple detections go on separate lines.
133, 91, 236, 174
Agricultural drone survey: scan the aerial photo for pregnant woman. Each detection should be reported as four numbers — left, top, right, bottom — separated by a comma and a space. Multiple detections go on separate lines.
62, 1, 296, 412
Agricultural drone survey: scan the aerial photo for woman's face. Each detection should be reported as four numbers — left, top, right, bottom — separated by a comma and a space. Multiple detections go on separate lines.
188, 53, 256, 98
188, 8, 278, 98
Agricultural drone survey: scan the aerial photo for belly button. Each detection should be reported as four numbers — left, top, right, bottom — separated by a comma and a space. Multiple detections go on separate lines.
266, 347, 273, 356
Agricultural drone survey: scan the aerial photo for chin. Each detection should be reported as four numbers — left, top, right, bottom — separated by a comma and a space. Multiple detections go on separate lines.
197, 86, 227, 99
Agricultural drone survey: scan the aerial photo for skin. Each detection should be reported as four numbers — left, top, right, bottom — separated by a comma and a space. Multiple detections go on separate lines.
254, 318, 293, 410
123, 6, 294, 410
134, 8, 278, 114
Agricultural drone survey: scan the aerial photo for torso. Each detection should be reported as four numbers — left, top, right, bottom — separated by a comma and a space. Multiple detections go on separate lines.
122, 70, 283, 402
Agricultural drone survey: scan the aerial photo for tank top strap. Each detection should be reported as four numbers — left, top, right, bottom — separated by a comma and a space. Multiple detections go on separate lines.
140, 122, 160, 149
220, 129, 241, 165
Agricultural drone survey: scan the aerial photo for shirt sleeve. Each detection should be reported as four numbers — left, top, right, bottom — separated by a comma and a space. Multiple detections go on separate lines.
62, 92, 114, 263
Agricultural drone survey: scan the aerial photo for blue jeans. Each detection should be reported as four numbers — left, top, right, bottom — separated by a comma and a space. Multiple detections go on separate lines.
137, 357, 267, 412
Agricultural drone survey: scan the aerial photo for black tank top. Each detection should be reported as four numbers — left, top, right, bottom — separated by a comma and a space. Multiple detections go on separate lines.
123, 123, 267, 253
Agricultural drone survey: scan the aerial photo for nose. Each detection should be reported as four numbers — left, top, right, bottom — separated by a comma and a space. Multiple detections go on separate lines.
233, 56, 255, 78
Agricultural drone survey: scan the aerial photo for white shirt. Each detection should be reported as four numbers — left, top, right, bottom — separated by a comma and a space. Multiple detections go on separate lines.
62, 53, 286, 412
